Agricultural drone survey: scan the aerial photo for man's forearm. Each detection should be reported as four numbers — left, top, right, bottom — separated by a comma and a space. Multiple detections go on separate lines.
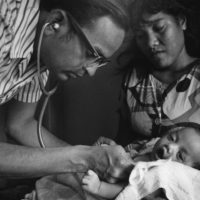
8, 118, 68, 148
0, 143, 94, 178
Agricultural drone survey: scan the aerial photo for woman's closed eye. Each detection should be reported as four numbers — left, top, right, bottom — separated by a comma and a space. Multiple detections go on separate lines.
153, 24, 166, 33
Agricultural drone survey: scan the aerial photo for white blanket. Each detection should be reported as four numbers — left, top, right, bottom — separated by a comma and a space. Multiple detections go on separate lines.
116, 160, 200, 200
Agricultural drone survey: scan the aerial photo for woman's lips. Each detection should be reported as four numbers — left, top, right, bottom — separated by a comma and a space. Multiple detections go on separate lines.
151, 50, 165, 57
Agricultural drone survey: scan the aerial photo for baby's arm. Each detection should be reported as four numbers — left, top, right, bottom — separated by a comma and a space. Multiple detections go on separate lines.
82, 170, 125, 199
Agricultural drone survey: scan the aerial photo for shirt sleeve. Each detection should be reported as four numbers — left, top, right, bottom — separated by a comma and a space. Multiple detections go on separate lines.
0, 0, 18, 61
14, 70, 49, 103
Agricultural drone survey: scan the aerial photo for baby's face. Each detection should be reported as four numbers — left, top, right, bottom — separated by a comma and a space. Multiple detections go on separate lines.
152, 127, 200, 168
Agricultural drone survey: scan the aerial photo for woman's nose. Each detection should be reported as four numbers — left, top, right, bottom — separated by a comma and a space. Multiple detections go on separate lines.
147, 32, 159, 49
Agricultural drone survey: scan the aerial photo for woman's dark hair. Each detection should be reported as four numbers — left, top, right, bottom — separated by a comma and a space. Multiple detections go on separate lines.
128, 0, 200, 57
129, 0, 187, 32
40, 0, 129, 31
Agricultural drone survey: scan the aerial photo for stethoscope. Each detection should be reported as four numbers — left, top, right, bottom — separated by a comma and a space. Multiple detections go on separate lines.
37, 23, 59, 148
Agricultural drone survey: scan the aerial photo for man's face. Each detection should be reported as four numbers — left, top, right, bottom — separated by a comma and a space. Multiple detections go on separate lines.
41, 16, 125, 81
153, 128, 200, 168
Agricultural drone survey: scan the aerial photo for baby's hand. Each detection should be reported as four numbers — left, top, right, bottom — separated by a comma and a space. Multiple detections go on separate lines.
82, 170, 101, 195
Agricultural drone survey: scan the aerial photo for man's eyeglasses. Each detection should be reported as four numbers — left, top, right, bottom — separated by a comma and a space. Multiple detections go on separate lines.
67, 12, 110, 68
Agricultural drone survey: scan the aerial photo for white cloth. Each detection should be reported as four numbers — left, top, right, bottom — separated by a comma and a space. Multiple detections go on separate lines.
116, 160, 200, 200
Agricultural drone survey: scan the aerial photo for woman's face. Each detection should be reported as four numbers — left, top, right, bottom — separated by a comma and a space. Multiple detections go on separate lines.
135, 12, 186, 70
41, 16, 125, 81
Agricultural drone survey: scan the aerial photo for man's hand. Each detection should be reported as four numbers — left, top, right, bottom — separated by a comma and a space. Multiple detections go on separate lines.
94, 136, 117, 146
92, 145, 134, 183
82, 170, 101, 194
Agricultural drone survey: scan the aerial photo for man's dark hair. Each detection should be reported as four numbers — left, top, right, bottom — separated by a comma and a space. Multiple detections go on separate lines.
40, 0, 129, 31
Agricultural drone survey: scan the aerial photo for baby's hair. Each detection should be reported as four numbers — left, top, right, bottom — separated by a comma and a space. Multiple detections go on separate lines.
164, 122, 200, 135
192, 162, 200, 170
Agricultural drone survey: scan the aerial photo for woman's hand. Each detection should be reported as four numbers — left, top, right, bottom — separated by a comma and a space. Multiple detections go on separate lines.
82, 170, 101, 195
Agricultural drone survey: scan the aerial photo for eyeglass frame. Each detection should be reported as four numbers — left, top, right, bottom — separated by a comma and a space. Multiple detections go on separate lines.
67, 12, 110, 68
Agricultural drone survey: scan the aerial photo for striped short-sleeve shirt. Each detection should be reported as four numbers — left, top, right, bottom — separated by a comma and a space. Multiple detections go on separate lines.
0, 0, 49, 105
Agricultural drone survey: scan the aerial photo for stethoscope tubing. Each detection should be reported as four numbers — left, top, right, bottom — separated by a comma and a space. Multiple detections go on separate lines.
37, 23, 58, 148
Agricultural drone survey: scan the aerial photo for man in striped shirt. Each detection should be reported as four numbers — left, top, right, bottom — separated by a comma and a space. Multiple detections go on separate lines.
0, 0, 132, 185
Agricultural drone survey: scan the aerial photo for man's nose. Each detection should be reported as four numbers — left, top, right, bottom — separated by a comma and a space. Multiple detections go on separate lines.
85, 65, 99, 76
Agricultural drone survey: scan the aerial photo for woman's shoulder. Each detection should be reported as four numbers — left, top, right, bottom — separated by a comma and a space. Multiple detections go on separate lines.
193, 58, 200, 67
188, 58, 200, 73
124, 62, 149, 88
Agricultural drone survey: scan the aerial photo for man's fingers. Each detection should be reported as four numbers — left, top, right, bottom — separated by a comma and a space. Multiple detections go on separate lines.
92, 145, 134, 183
23, 190, 36, 200
94, 137, 117, 146
87, 169, 95, 176
82, 184, 89, 191
82, 177, 89, 184
102, 145, 134, 181
107, 139, 117, 145
114, 160, 134, 179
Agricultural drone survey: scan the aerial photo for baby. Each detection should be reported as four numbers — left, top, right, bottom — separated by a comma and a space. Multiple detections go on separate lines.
82, 126, 200, 199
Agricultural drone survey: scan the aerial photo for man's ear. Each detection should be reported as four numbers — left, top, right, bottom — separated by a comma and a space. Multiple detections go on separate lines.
44, 9, 71, 36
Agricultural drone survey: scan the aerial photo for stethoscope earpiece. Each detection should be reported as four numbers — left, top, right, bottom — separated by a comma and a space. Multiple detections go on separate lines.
52, 23, 60, 30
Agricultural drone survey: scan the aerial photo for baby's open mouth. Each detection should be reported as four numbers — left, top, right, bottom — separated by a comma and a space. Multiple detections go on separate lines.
154, 146, 165, 159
